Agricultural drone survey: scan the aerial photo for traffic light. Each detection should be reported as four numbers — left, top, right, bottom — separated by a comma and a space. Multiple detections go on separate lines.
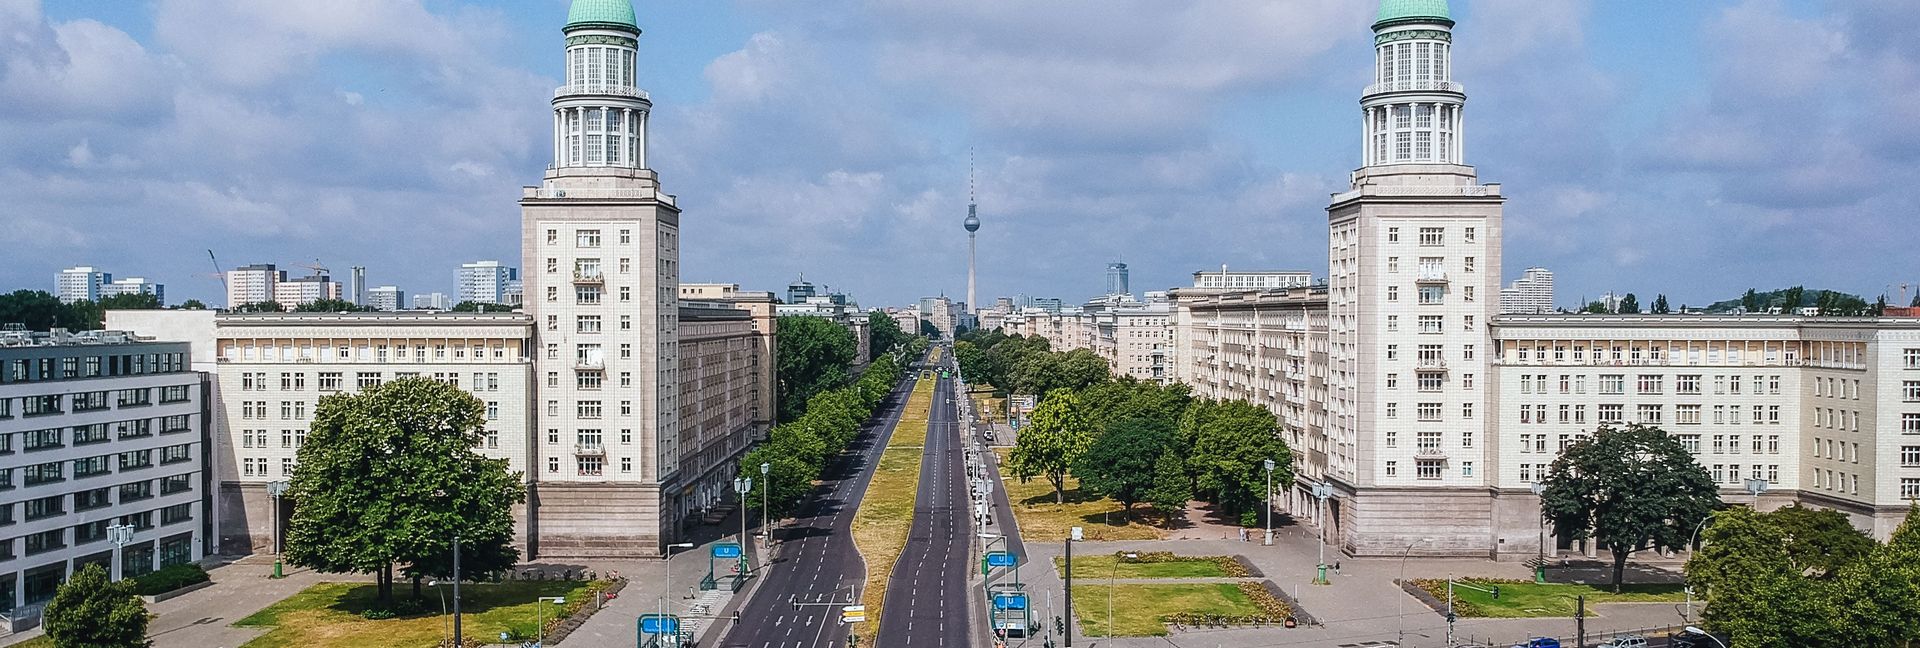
1055, 616, 1066, 635
1446, 611, 1457, 624
1491, 585, 1502, 600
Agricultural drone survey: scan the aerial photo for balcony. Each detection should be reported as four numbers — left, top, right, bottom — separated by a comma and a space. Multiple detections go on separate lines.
553, 84, 650, 100
574, 442, 606, 456
1415, 446, 1448, 459
1363, 80, 1465, 96
1415, 269, 1449, 284
572, 270, 604, 285
1417, 357, 1448, 370
575, 358, 605, 370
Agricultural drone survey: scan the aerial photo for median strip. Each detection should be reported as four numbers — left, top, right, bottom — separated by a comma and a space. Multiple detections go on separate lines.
850, 377, 934, 634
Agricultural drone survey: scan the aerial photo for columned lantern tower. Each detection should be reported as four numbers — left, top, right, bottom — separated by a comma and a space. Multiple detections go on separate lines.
1362, 0, 1465, 167
523, 0, 687, 558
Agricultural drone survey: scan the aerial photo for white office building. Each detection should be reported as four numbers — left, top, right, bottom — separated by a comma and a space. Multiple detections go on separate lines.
1499, 267, 1555, 314
367, 287, 404, 312
459, 261, 522, 306
225, 265, 283, 309
54, 267, 111, 304
411, 293, 454, 311
0, 331, 207, 616
99, 278, 165, 305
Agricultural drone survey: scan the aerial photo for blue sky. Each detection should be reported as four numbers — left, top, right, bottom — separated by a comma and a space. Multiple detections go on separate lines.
4, 0, 1919, 309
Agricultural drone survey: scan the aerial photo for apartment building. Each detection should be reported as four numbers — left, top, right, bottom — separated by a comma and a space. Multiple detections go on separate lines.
100, 278, 165, 305
53, 267, 111, 304
225, 265, 283, 308
0, 331, 207, 615
1499, 267, 1555, 315
1090, 294, 1174, 384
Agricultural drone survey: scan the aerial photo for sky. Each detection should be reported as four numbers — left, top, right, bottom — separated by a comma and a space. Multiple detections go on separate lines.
3, 0, 1919, 309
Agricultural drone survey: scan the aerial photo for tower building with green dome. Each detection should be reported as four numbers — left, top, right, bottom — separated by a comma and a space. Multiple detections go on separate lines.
1315, 0, 1518, 559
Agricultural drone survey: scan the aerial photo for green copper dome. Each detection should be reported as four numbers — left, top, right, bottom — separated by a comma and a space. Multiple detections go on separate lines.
1375, 0, 1453, 28
566, 0, 638, 32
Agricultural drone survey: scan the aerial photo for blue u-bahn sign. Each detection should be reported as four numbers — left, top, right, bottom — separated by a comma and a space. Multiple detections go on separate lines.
639, 615, 680, 635
712, 542, 743, 559
985, 551, 1018, 568
992, 593, 1029, 610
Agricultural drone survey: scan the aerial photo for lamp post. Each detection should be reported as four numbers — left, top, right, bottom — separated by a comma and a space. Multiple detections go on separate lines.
1530, 481, 1547, 584
1310, 482, 1333, 584
1397, 537, 1434, 645
452, 533, 463, 643
734, 476, 754, 578
1107, 551, 1137, 641
107, 523, 135, 581
265, 480, 289, 579
428, 580, 448, 643
759, 462, 771, 566
1262, 459, 1276, 546
535, 595, 566, 646
661, 541, 695, 647
1065, 527, 1080, 648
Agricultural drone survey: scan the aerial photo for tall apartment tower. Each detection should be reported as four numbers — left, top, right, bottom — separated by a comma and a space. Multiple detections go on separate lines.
1324, 0, 1507, 557
522, 0, 683, 557
1106, 262, 1130, 299
55, 266, 111, 303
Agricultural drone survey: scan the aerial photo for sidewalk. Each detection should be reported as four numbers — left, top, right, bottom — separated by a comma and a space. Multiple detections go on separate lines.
560, 506, 765, 646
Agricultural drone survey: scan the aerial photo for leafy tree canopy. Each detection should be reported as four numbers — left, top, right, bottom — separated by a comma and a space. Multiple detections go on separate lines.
1542, 423, 1719, 592
776, 315, 856, 422
1009, 389, 1096, 503
450, 301, 515, 313
1181, 399, 1290, 524
293, 298, 375, 312
230, 300, 286, 313
98, 292, 163, 311
0, 289, 101, 330
44, 563, 149, 648
1074, 416, 1176, 514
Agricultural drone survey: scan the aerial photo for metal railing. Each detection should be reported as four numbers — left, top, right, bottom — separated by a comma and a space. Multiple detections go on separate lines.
1363, 79, 1465, 95
553, 84, 649, 99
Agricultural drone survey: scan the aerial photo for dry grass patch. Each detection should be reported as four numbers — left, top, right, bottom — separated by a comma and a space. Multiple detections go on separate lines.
850, 378, 933, 635
992, 448, 1165, 542
1068, 583, 1267, 637
233, 580, 599, 647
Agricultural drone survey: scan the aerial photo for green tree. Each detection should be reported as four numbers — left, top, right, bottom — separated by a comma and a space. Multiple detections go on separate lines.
1825, 527, 1920, 647
176, 299, 207, 310
1542, 423, 1719, 592
954, 340, 989, 385
294, 298, 375, 312
1741, 288, 1766, 313
230, 300, 285, 313
1651, 294, 1670, 314
740, 444, 817, 520
1073, 416, 1175, 515
1763, 504, 1874, 577
98, 292, 163, 311
1077, 377, 1192, 432
284, 377, 525, 605
1581, 300, 1610, 314
1617, 293, 1641, 314
868, 311, 909, 360
776, 315, 856, 422
1009, 389, 1095, 503
1182, 400, 1290, 525
1873, 294, 1888, 316
918, 319, 940, 338
1780, 286, 1805, 313
1688, 507, 1829, 648
43, 563, 150, 648
0, 290, 98, 330
450, 301, 514, 313
1144, 450, 1193, 527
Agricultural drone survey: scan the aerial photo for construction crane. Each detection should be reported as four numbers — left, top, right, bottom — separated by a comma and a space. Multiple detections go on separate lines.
207, 250, 229, 298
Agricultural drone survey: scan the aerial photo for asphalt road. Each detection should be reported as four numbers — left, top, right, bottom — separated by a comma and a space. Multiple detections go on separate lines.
875, 364, 972, 648
719, 369, 917, 648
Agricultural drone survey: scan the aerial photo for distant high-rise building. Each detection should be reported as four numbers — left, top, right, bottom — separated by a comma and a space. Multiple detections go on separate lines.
225, 264, 284, 308
502, 280, 524, 307
1499, 267, 1554, 314
367, 286, 404, 312
459, 261, 521, 305
1106, 262, 1130, 298
411, 292, 453, 311
348, 266, 367, 306
1031, 297, 1064, 314
787, 279, 816, 304
100, 277, 165, 304
918, 296, 957, 339
55, 266, 111, 303
273, 274, 342, 307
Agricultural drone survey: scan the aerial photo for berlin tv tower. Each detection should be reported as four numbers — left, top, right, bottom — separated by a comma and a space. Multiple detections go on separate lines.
963, 155, 980, 314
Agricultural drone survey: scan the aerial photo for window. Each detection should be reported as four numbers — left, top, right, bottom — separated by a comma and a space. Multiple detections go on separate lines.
1598, 404, 1624, 424
1599, 375, 1624, 395
1386, 315, 1399, 332
1905, 413, 1920, 434
1416, 461, 1442, 480
318, 372, 343, 391
120, 479, 153, 501
1637, 375, 1663, 394
1418, 286, 1443, 305
1907, 348, 1920, 369
1388, 285, 1399, 302
1385, 429, 1398, 447
1385, 402, 1397, 418
1418, 315, 1443, 334
1388, 227, 1400, 243
1418, 227, 1443, 246
1677, 375, 1701, 395
1519, 464, 1534, 482
161, 503, 192, 526
73, 455, 110, 478
577, 286, 602, 304
24, 529, 64, 555
160, 385, 190, 403
1416, 402, 1442, 422
1417, 372, 1443, 392
161, 473, 192, 494
1462, 373, 1474, 389
578, 401, 603, 419
621, 457, 633, 473
24, 495, 63, 520
356, 372, 382, 390
577, 315, 603, 333
1386, 373, 1399, 389
1388, 257, 1399, 273
1385, 461, 1398, 477
1676, 405, 1701, 425
576, 229, 601, 247
118, 449, 154, 471
1679, 434, 1701, 454
1386, 345, 1399, 361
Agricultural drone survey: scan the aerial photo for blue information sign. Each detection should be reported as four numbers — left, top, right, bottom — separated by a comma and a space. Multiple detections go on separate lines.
712, 543, 743, 559
985, 551, 1018, 568
992, 593, 1029, 610
639, 615, 680, 635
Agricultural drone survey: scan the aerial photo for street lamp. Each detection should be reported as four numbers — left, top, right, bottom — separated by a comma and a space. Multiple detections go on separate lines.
1684, 626, 1729, 648
107, 524, 136, 581
1107, 551, 1137, 641
734, 477, 754, 576
759, 462, 771, 566
428, 580, 448, 643
1311, 482, 1333, 584
1262, 459, 1276, 546
265, 480, 290, 579
1398, 537, 1435, 645
661, 541, 696, 646
535, 595, 566, 646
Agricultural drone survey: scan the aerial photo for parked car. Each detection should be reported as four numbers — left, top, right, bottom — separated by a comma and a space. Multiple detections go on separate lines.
1670, 631, 1723, 648
1598, 636, 1648, 648
1510, 639, 1562, 648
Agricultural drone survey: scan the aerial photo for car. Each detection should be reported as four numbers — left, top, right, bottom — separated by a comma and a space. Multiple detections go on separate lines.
1598, 636, 1648, 648
1510, 639, 1562, 648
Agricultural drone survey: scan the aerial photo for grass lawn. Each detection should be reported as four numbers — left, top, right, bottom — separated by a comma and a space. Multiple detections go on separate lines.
992, 447, 1165, 542
12, 636, 49, 647
232, 580, 599, 647
1052, 554, 1238, 579
1411, 579, 1686, 618
851, 378, 933, 635
1068, 584, 1264, 637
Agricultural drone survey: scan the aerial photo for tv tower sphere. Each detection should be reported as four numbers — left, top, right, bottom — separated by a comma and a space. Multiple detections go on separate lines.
963, 206, 980, 232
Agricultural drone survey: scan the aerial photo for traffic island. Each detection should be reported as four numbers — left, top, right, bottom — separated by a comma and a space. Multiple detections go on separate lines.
1066, 581, 1299, 637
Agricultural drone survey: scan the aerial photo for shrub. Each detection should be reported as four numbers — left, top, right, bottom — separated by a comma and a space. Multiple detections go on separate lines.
130, 563, 210, 596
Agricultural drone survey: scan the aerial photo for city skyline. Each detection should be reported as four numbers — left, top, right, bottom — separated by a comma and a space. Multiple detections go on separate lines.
3, 1, 1919, 309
